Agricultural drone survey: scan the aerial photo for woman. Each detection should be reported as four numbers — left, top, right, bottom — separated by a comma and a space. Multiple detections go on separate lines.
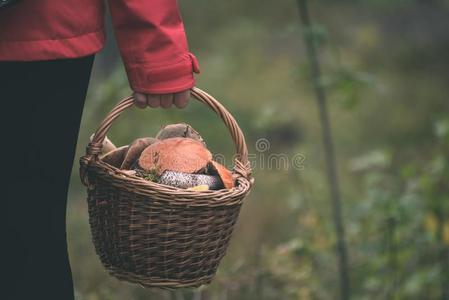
0, 1, 199, 299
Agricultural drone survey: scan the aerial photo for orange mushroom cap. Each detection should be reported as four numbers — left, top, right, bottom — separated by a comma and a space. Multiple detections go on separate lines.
138, 137, 212, 175
209, 161, 235, 189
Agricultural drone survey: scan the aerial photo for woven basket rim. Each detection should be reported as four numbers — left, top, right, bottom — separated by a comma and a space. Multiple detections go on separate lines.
82, 158, 251, 206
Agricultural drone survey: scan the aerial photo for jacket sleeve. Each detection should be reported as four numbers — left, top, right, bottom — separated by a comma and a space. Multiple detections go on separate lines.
107, 0, 200, 94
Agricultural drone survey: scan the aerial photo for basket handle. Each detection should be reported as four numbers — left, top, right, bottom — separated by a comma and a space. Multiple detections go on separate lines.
85, 87, 251, 178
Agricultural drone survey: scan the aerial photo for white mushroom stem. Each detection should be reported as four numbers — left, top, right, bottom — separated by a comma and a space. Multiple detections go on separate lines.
90, 133, 117, 154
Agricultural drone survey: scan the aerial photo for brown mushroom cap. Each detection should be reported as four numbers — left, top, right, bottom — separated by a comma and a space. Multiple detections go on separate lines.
138, 137, 212, 175
156, 123, 204, 144
209, 161, 235, 189
100, 145, 129, 168
120, 137, 158, 170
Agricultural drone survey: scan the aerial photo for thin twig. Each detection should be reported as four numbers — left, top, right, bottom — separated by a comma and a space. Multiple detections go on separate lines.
296, 1, 351, 299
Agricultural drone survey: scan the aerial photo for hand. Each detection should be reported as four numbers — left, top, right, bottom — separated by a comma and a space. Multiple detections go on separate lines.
133, 90, 190, 109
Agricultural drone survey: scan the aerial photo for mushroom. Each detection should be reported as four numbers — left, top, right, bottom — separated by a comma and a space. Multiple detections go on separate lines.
208, 161, 235, 189
158, 171, 222, 189
120, 137, 158, 170
100, 145, 129, 168
89, 134, 116, 155
137, 137, 212, 175
156, 123, 204, 144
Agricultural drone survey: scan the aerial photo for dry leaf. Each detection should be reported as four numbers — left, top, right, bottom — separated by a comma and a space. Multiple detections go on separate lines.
120, 170, 137, 176
187, 185, 209, 191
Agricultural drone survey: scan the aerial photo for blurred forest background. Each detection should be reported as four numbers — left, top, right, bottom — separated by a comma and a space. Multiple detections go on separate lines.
68, 0, 449, 299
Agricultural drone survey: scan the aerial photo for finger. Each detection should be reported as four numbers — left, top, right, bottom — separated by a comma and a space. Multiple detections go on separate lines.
160, 94, 174, 109
133, 92, 147, 109
147, 94, 161, 108
174, 90, 190, 108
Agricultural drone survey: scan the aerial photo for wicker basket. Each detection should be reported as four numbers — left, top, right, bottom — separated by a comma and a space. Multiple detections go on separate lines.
79, 87, 253, 288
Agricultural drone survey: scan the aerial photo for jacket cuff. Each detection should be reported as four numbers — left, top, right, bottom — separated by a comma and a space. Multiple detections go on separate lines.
124, 52, 200, 94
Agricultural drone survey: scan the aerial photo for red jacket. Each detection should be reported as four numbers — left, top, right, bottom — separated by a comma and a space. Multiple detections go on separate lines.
0, 0, 199, 94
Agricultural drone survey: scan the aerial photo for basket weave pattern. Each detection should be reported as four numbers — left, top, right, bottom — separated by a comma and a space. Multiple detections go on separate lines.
80, 87, 252, 288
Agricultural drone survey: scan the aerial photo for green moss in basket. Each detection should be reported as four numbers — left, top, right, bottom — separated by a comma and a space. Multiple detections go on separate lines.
144, 170, 159, 182
135, 168, 160, 182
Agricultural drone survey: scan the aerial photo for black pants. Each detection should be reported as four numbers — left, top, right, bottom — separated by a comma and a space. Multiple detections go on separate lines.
0, 55, 94, 300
